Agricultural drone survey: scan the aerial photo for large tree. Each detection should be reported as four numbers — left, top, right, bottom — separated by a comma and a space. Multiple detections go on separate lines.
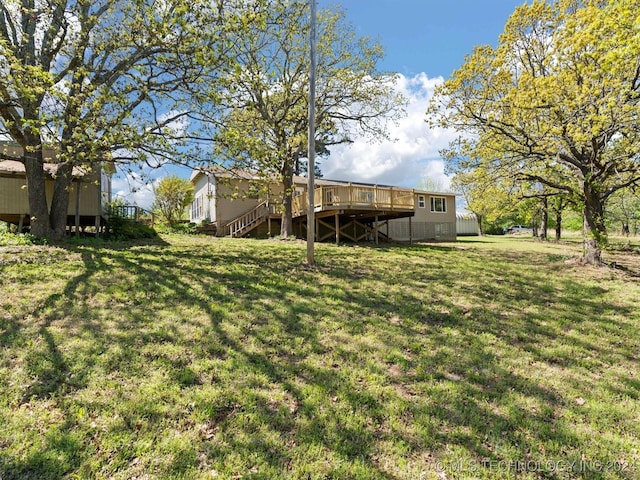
428, 0, 640, 264
212, 0, 405, 238
0, 0, 237, 239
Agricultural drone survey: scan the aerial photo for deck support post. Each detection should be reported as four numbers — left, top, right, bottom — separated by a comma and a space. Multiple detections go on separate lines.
335, 213, 340, 244
95, 215, 101, 237
374, 215, 379, 244
18, 213, 25, 233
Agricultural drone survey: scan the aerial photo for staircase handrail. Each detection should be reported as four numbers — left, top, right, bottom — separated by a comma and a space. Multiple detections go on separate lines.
225, 201, 271, 237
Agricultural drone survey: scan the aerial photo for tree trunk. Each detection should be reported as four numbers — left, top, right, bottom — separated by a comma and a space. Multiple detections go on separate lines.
622, 223, 630, 236
582, 184, 607, 265
475, 213, 483, 236
49, 162, 74, 240
539, 197, 548, 240
280, 167, 294, 238
21, 137, 76, 241
555, 209, 562, 241
23, 145, 53, 239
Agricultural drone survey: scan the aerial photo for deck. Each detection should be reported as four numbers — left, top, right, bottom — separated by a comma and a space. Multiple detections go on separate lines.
291, 184, 416, 243
292, 184, 415, 217
225, 184, 417, 241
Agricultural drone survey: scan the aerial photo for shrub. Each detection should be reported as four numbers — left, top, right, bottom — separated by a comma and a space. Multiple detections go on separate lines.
104, 215, 158, 240
0, 231, 38, 246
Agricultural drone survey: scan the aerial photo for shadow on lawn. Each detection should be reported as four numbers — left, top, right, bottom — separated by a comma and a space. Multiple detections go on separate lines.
1, 239, 638, 479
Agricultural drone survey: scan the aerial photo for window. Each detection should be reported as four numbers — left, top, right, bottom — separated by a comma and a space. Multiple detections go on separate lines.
192, 195, 203, 219
418, 195, 426, 208
430, 196, 446, 213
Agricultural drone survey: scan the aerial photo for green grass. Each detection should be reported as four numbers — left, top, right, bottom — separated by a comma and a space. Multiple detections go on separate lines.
1, 234, 639, 479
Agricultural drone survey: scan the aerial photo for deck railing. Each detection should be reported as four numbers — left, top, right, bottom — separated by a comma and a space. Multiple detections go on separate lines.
226, 201, 278, 237
107, 205, 153, 223
292, 185, 414, 216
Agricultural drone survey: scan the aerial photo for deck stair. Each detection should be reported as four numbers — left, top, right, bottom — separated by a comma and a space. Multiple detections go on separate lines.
226, 201, 273, 238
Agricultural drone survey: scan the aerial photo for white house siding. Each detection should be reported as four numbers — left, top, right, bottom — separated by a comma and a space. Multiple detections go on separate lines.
190, 172, 216, 224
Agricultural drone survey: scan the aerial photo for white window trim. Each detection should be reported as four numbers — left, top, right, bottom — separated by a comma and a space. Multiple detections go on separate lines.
430, 196, 447, 213
418, 195, 426, 208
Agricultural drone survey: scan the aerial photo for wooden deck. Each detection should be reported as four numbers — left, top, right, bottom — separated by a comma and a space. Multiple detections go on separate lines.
224, 184, 416, 241
292, 184, 415, 217
290, 184, 416, 243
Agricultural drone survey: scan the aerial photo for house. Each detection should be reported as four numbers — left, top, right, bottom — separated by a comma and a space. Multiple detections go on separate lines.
0, 143, 111, 232
190, 168, 457, 242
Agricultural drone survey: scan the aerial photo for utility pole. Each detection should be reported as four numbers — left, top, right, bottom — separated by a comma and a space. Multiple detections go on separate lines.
306, 0, 317, 265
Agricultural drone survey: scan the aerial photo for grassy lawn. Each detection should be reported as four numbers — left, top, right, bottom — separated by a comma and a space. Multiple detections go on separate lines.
1, 234, 639, 479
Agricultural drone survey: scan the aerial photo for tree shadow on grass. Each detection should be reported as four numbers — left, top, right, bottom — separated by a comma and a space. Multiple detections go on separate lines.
1, 238, 639, 479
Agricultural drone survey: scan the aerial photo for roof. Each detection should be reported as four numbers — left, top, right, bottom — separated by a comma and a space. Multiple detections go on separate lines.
0, 160, 95, 178
0, 142, 103, 178
190, 166, 261, 182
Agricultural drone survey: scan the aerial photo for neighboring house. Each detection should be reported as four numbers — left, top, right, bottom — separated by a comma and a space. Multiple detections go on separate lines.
190, 168, 457, 242
0, 143, 111, 232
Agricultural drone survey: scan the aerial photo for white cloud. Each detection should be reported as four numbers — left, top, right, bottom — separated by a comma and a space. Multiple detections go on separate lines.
321, 72, 457, 191
111, 172, 158, 210
110, 163, 194, 210
109, 72, 458, 207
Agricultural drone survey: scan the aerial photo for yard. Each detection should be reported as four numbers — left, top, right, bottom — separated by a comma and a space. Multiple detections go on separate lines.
1, 235, 639, 479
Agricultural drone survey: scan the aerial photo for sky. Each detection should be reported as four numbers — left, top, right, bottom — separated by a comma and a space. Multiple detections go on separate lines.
112, 0, 527, 208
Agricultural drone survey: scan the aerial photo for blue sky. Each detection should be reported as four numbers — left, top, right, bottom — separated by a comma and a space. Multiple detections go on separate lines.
333, 0, 525, 78
315, 0, 526, 191
114, 0, 527, 207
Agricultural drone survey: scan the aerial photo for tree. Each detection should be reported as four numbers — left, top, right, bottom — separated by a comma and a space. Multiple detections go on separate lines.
153, 176, 194, 227
450, 166, 521, 235
606, 187, 640, 236
0, 0, 238, 240
212, 0, 405, 238
416, 175, 446, 193
428, 0, 640, 264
